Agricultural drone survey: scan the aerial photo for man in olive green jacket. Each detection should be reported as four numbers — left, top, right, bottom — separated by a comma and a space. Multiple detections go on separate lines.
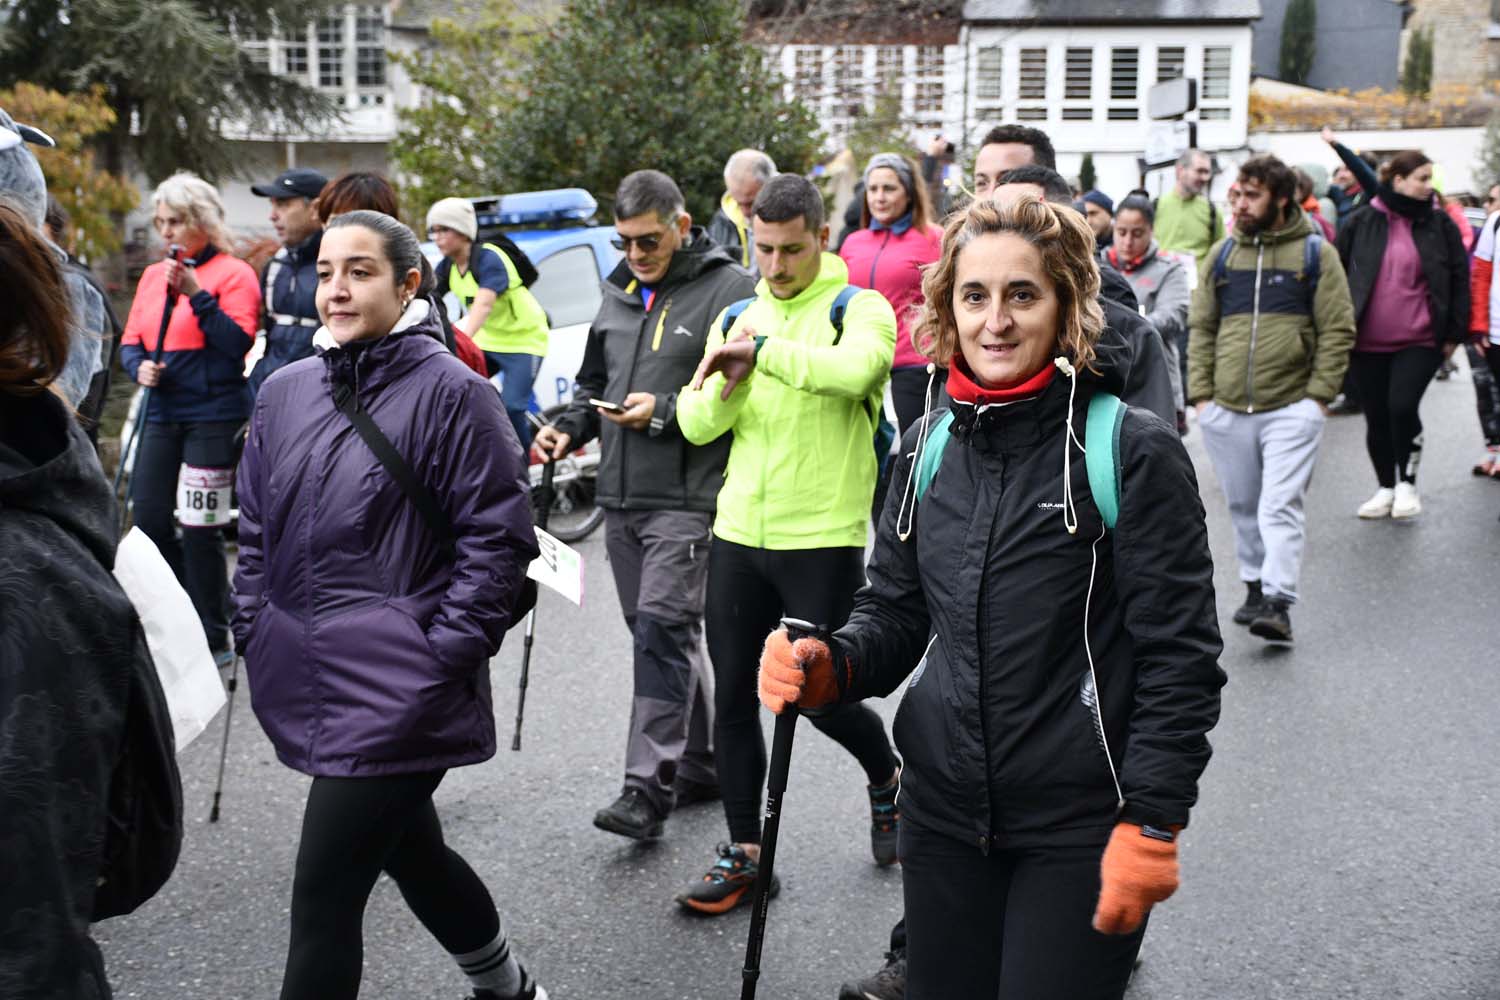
1188, 154, 1356, 644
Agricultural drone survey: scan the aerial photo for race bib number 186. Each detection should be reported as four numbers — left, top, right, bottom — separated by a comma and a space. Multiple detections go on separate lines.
176, 464, 234, 527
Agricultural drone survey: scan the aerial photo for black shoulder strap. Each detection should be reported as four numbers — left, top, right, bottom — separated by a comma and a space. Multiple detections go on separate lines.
332, 382, 456, 559
488, 232, 539, 287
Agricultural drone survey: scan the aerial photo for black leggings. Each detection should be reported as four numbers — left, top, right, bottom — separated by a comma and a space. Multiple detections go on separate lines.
901, 820, 1144, 999
280, 771, 500, 1000
705, 539, 898, 845
1349, 347, 1442, 488
1478, 344, 1500, 447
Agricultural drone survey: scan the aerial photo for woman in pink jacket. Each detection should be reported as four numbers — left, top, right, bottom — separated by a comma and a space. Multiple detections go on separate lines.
839, 153, 945, 433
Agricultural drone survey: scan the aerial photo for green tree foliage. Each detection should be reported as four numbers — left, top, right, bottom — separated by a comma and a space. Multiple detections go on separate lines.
1078, 152, 1096, 193
501, 0, 822, 222
844, 90, 917, 172
1400, 26, 1433, 100
1277, 0, 1316, 86
391, 0, 540, 224
0, 0, 340, 181
0, 82, 138, 259
1478, 110, 1500, 193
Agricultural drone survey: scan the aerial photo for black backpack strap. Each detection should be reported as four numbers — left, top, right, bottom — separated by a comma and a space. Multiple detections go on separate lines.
332, 381, 457, 559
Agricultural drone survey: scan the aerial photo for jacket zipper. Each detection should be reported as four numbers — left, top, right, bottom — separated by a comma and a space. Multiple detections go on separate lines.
869, 230, 892, 288
620, 292, 653, 505
1244, 242, 1265, 414
973, 451, 1003, 856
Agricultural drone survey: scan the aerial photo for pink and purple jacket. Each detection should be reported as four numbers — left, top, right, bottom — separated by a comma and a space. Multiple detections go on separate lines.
839, 220, 943, 370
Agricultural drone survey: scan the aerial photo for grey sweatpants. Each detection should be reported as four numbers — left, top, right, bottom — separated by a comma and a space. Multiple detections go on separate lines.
1197, 398, 1325, 604
604, 509, 717, 812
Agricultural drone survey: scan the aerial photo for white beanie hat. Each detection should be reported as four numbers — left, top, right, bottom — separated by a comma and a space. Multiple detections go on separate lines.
426, 197, 477, 241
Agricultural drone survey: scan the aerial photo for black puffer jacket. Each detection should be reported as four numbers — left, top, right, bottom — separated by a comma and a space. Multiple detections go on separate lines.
1336, 193, 1469, 348
836, 353, 1225, 851
0, 392, 144, 999
550, 230, 754, 512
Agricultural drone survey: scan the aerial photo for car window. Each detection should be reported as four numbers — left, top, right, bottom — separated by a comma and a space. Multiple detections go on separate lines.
531, 245, 602, 328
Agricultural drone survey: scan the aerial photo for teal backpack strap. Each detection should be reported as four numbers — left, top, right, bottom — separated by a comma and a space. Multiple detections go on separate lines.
1085, 392, 1125, 530
913, 410, 954, 502
719, 297, 755, 336
829, 285, 859, 344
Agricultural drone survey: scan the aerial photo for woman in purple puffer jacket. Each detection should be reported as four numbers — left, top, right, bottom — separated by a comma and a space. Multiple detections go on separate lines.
232, 211, 546, 1000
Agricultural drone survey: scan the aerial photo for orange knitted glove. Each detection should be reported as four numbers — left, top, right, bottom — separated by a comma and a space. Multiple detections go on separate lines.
757, 629, 845, 714
1092, 822, 1181, 935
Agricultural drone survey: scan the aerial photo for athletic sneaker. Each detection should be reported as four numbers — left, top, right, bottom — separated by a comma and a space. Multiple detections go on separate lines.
469, 966, 547, 1000
1248, 597, 1293, 642
593, 787, 664, 840
676, 843, 778, 915
1231, 581, 1264, 626
868, 771, 900, 867
1391, 482, 1421, 519
837, 950, 906, 1000
1357, 487, 1395, 519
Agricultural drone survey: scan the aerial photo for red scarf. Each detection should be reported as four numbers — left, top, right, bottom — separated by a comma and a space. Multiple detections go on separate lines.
1107, 245, 1150, 274
945, 354, 1057, 407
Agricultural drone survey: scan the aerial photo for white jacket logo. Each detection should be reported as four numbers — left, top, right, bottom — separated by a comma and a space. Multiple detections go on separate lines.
1037, 501, 1065, 510
672, 325, 694, 337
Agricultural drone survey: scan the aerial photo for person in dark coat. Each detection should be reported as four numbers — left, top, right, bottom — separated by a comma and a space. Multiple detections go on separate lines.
231, 211, 546, 1000
759, 196, 1225, 999
0, 202, 165, 999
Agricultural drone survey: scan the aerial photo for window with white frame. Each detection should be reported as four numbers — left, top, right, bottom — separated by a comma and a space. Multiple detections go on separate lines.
916, 44, 944, 76
976, 46, 1003, 105
280, 24, 309, 80
1017, 47, 1047, 120
355, 6, 385, 88
1157, 46, 1185, 82
316, 15, 344, 88
1063, 46, 1092, 121
1109, 47, 1138, 120
876, 45, 903, 83
914, 80, 944, 114
1201, 45, 1232, 120
833, 45, 865, 102
242, 8, 389, 106
794, 48, 823, 92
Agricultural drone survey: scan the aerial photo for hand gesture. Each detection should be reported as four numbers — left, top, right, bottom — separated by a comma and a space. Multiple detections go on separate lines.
690, 328, 758, 401
1320, 126, 1337, 146
533, 424, 572, 461
600, 391, 656, 431
136, 360, 165, 388
163, 257, 200, 297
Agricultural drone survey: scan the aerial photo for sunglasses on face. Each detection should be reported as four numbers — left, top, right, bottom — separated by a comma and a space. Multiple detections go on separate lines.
610, 231, 668, 252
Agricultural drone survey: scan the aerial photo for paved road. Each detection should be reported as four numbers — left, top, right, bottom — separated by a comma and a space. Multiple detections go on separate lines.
95, 362, 1500, 1000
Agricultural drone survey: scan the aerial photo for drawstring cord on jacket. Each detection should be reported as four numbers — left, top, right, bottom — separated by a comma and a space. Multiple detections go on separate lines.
1053, 356, 1083, 536
895, 362, 940, 542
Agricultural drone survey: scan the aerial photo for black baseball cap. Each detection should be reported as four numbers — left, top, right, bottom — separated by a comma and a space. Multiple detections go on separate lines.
251, 168, 328, 199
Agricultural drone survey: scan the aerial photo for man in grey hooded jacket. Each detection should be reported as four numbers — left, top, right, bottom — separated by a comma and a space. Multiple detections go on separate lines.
536, 170, 754, 841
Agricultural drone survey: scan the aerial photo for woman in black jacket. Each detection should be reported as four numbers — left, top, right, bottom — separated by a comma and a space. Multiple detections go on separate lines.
1335, 149, 1469, 520
758, 196, 1226, 999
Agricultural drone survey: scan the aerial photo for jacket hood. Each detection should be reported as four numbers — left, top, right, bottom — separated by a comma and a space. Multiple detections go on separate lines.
753, 251, 850, 306
0, 392, 117, 568
606, 227, 741, 295
1233, 203, 1313, 246
319, 297, 450, 396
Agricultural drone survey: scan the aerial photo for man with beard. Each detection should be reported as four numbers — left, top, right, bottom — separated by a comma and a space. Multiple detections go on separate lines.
1188, 155, 1355, 643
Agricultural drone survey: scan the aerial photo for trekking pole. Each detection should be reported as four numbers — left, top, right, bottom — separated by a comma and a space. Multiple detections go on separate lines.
512, 457, 556, 751
208, 651, 240, 823
113, 245, 184, 507
740, 616, 824, 1000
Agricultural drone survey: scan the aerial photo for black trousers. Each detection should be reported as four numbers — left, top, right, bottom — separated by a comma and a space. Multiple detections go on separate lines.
1349, 348, 1442, 488
281, 771, 501, 1000
704, 539, 898, 845
1477, 344, 1500, 447
901, 820, 1144, 1000
130, 418, 239, 650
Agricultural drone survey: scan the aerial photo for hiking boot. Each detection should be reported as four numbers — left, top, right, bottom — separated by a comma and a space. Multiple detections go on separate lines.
675, 843, 778, 915
1231, 581, 1264, 626
592, 788, 664, 841
672, 774, 721, 808
1248, 597, 1293, 643
868, 770, 900, 867
1391, 482, 1421, 519
1357, 487, 1394, 519
468, 966, 548, 1000
837, 950, 906, 1000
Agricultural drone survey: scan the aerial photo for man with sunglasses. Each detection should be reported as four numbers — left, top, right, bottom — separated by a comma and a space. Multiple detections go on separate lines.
536, 170, 754, 843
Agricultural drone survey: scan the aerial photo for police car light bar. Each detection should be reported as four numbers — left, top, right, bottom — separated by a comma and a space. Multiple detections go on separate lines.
472, 188, 598, 228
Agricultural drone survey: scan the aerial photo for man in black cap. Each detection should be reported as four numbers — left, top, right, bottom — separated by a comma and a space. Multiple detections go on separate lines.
248, 167, 328, 395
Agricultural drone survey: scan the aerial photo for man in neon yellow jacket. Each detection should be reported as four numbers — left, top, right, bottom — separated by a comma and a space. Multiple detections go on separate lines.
673, 173, 902, 915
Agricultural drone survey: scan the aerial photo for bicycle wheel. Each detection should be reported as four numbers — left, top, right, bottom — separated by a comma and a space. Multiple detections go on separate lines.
531, 404, 605, 543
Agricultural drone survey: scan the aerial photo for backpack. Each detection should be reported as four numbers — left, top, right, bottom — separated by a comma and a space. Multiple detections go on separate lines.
720, 285, 899, 473
913, 392, 1126, 529
91, 613, 184, 920
1210, 231, 1323, 302
435, 234, 538, 291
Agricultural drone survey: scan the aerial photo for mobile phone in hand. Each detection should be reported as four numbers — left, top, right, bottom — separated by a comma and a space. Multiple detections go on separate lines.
589, 398, 625, 413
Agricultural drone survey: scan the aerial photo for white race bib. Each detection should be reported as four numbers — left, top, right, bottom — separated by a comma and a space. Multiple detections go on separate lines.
176, 464, 234, 527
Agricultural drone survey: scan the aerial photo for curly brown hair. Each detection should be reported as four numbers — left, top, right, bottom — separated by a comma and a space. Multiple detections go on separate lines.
912, 195, 1104, 373
0, 202, 71, 396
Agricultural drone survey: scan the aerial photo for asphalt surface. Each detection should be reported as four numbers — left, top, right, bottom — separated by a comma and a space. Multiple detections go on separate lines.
94, 360, 1500, 1000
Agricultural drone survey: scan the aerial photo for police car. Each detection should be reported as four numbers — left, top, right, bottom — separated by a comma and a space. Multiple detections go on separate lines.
421, 188, 621, 410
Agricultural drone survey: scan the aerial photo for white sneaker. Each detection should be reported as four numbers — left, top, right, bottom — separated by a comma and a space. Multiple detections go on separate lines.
1391, 482, 1421, 519
1357, 488, 1394, 519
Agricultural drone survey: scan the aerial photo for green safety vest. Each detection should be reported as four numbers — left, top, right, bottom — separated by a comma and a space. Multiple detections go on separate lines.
447, 243, 550, 356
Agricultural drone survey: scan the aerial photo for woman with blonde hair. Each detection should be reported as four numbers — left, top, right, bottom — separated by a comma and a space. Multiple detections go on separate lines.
758, 196, 1225, 998
119, 170, 260, 664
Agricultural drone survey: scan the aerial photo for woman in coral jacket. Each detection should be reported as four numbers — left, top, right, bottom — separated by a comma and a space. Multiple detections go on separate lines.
119, 171, 260, 664
838, 152, 945, 433
760, 196, 1225, 999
